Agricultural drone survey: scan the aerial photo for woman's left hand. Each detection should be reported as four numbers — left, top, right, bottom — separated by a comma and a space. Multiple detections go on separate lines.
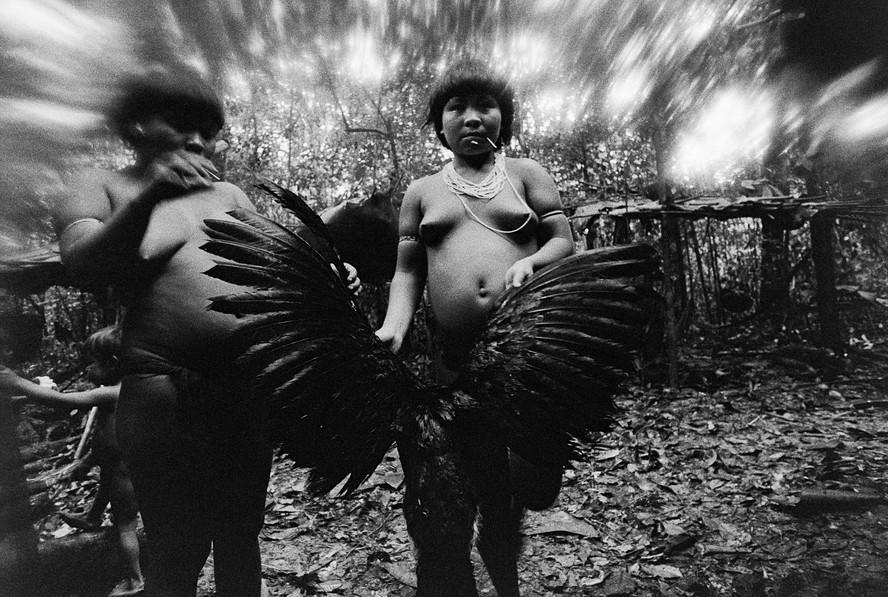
504, 258, 534, 288
343, 262, 362, 294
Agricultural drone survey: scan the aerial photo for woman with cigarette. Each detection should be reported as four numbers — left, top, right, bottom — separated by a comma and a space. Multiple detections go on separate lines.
54, 67, 270, 597
375, 59, 575, 595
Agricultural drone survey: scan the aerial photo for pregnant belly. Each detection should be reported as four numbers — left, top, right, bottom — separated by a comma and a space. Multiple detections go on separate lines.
427, 272, 501, 347
424, 230, 533, 347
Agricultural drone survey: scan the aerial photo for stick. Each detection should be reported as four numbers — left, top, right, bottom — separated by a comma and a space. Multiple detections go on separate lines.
73, 406, 98, 461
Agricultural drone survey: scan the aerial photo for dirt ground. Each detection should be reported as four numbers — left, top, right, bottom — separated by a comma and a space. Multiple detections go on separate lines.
29, 343, 888, 596
194, 348, 888, 596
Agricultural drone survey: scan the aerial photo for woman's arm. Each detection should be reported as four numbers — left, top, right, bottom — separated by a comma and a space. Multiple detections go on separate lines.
504, 158, 575, 287
375, 183, 428, 353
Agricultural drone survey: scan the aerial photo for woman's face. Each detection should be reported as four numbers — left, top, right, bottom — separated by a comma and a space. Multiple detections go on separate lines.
440, 93, 502, 155
133, 110, 219, 159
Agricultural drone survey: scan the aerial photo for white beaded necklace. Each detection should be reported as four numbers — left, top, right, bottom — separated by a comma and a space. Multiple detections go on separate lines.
443, 152, 506, 201
443, 152, 533, 235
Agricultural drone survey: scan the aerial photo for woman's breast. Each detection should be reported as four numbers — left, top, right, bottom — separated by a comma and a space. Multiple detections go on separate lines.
420, 191, 537, 246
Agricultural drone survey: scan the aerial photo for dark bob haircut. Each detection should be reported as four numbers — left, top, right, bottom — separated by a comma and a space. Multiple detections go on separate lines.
108, 66, 225, 145
425, 59, 515, 149
81, 325, 121, 364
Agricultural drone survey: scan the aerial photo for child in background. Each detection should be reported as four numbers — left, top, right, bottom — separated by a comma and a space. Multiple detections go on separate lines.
0, 326, 144, 597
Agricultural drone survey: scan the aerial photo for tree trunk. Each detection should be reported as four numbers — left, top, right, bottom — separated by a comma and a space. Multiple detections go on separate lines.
0, 393, 39, 596
804, 166, 843, 355
810, 212, 842, 352
759, 217, 791, 325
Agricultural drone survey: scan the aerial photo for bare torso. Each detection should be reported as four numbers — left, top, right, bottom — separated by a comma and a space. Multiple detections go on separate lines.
101, 172, 250, 369
417, 167, 540, 350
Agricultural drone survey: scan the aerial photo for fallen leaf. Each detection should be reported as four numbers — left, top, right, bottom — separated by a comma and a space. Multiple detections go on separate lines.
596, 448, 622, 460
523, 510, 600, 538
375, 561, 417, 588
602, 567, 636, 596
661, 521, 686, 536
641, 564, 683, 579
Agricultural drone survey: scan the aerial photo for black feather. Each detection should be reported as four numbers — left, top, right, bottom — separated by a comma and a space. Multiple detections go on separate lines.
461, 244, 662, 470
255, 181, 348, 279
200, 185, 662, 494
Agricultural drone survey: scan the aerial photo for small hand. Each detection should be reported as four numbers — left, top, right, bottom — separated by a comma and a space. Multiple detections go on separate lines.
504, 258, 534, 288
374, 327, 403, 354
343, 262, 362, 295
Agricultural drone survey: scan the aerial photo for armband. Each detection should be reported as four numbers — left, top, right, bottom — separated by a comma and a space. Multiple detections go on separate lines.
61, 217, 102, 236
539, 210, 565, 220
399, 235, 421, 243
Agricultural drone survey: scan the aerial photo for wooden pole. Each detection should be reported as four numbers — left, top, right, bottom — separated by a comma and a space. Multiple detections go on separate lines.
653, 118, 679, 387
810, 212, 842, 353
805, 168, 842, 355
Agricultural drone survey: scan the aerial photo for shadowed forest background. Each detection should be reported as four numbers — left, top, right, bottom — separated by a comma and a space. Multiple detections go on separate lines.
1, 1, 888, 595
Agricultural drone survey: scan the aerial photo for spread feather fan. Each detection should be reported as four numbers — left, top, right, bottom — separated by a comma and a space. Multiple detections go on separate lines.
202, 182, 661, 495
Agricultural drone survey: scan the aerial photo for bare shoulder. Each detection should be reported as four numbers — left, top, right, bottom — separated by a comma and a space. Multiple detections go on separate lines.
53, 168, 117, 232
215, 181, 255, 210
403, 173, 440, 208
407, 172, 440, 195
504, 156, 551, 181
66, 167, 117, 197
504, 155, 562, 212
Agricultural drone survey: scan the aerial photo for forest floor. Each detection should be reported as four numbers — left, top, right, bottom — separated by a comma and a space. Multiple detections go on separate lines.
29, 332, 888, 597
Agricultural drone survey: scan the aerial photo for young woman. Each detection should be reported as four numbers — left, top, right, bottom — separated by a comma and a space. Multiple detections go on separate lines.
376, 59, 575, 596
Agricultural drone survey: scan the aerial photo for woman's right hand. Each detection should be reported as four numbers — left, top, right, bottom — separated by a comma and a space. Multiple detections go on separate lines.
375, 326, 404, 354
142, 150, 218, 203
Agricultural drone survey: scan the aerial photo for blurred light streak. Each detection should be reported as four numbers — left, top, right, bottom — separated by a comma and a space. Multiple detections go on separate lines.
524, 87, 583, 133
345, 26, 385, 84
494, 31, 550, 78
672, 87, 774, 179
806, 60, 888, 160
0, 0, 138, 245
838, 95, 888, 147
606, 68, 651, 115
681, 3, 716, 47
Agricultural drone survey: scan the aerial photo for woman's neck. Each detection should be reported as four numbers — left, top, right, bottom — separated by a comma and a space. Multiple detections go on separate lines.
452, 151, 496, 177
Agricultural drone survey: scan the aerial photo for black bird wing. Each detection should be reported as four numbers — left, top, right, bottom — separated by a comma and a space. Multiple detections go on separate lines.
460, 243, 662, 471
201, 185, 424, 495
255, 180, 349, 280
